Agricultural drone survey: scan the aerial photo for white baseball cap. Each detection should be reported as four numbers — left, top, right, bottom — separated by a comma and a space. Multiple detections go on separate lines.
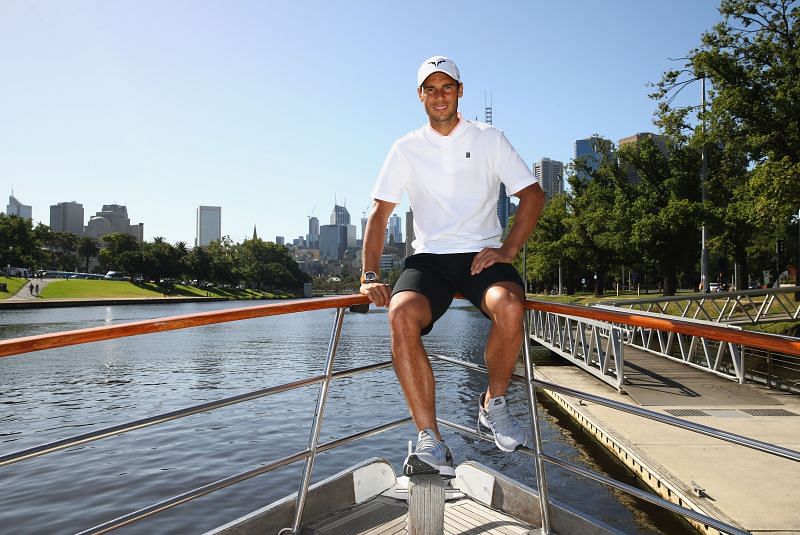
417, 56, 461, 87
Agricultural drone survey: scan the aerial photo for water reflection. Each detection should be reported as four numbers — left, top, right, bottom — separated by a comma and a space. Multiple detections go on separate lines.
0, 301, 690, 534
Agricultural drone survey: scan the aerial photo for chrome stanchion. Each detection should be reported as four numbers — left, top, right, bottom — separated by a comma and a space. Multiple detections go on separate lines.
522, 310, 552, 534
287, 306, 346, 533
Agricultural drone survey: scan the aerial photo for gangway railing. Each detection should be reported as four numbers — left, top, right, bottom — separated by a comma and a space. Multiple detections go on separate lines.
607, 286, 800, 325
1, 296, 799, 535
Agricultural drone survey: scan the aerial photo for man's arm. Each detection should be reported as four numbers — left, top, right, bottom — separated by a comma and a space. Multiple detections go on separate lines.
470, 182, 545, 275
360, 199, 396, 307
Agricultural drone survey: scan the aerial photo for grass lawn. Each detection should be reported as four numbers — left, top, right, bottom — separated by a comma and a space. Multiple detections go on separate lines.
37, 279, 296, 300
41, 280, 166, 299
0, 277, 28, 299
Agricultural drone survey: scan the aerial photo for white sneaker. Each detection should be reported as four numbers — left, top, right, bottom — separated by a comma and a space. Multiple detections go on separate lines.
477, 393, 528, 452
403, 428, 455, 479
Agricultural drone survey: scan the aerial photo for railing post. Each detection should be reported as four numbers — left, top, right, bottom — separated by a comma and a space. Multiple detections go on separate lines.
286, 306, 346, 534
522, 312, 552, 534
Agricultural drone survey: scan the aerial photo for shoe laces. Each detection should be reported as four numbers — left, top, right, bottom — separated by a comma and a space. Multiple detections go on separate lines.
485, 398, 517, 432
416, 430, 443, 456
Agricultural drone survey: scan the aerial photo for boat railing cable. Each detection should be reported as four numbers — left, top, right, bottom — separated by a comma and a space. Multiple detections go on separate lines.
1, 295, 798, 535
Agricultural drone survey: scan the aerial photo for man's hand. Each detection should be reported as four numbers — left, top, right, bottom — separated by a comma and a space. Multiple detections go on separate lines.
360, 282, 392, 308
470, 246, 515, 275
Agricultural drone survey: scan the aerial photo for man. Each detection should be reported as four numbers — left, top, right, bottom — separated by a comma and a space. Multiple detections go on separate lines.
360, 56, 545, 479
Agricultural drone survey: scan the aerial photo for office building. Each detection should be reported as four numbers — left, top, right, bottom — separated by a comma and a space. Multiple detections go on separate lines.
276, 236, 284, 246
196, 205, 221, 248
496, 184, 511, 232
387, 213, 402, 244
405, 209, 415, 257
50, 201, 84, 235
328, 203, 356, 249
330, 204, 350, 226
534, 158, 564, 200
574, 136, 610, 180
85, 204, 143, 242
319, 224, 348, 261
6, 193, 32, 220
307, 216, 319, 249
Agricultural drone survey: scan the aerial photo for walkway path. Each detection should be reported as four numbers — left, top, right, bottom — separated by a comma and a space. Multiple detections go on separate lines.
5, 278, 54, 300
533, 350, 800, 534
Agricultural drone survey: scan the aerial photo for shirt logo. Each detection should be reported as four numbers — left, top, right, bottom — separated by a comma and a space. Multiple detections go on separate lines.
429, 59, 446, 67
466, 152, 470, 158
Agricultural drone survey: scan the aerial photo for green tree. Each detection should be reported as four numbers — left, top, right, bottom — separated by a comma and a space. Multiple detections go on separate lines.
206, 236, 236, 285
98, 232, 140, 273
184, 246, 213, 282
620, 136, 705, 295
566, 141, 631, 296
0, 214, 39, 270
77, 237, 100, 273
653, 0, 800, 280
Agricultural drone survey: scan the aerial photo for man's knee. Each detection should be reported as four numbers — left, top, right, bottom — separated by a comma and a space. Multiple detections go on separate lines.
388, 292, 431, 335
483, 284, 524, 324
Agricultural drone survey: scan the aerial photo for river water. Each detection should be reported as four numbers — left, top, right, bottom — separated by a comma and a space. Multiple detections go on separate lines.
0, 301, 691, 534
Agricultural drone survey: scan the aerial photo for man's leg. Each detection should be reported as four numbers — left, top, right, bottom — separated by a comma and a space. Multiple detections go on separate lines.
476, 280, 528, 452
387, 291, 438, 436
481, 281, 525, 403
390, 290, 455, 478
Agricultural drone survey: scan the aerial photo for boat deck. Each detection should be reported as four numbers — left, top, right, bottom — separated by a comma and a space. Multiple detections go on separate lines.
535, 347, 800, 534
303, 495, 535, 534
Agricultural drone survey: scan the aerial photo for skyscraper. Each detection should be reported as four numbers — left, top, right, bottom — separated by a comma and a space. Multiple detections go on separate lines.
574, 136, 610, 181
405, 209, 415, 257
387, 213, 402, 244
319, 224, 348, 261
196, 206, 221, 248
330, 204, 350, 225
308, 216, 319, 249
533, 158, 564, 200
6, 193, 32, 220
50, 201, 84, 235
485, 99, 511, 231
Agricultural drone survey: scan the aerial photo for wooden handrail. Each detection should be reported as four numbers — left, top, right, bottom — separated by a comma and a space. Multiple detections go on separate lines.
526, 299, 800, 357
0, 295, 369, 359
1, 294, 798, 359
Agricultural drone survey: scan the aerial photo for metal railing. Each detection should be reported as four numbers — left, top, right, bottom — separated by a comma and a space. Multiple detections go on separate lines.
607, 286, 800, 325
1, 296, 799, 535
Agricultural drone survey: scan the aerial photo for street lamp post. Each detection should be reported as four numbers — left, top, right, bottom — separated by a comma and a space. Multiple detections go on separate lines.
700, 75, 710, 293
793, 208, 800, 283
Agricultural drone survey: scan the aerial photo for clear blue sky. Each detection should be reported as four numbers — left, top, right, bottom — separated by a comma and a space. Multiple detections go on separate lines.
1, 1, 722, 245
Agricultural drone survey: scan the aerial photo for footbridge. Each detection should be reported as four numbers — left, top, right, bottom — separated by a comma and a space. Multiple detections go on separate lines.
527, 286, 800, 394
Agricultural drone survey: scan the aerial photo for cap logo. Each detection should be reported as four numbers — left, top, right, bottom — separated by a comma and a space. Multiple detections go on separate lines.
429, 59, 446, 67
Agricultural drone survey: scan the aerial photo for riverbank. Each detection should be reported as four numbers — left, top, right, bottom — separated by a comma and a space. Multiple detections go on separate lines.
0, 277, 298, 308
0, 295, 231, 310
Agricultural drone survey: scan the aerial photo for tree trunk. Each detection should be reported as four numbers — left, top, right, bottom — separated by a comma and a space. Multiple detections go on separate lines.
662, 263, 677, 296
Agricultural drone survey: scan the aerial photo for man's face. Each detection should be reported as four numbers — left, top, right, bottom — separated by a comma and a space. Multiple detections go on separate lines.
418, 72, 462, 129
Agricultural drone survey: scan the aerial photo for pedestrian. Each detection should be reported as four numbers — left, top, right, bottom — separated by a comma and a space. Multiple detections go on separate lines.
360, 56, 545, 478
35, 283, 39, 296
29, 282, 34, 296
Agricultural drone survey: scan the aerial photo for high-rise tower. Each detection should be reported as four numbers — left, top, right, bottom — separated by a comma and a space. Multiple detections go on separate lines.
487, 96, 511, 231
533, 158, 564, 201
196, 206, 221, 248
50, 201, 84, 235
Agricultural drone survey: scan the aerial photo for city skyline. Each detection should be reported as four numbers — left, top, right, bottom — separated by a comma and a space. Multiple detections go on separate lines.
4, 127, 671, 247
1, 2, 723, 244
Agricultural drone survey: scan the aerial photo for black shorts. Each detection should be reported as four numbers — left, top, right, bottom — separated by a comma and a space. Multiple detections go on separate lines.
391, 252, 524, 335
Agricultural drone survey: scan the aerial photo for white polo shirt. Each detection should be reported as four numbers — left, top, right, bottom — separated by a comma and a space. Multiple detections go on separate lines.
372, 118, 537, 254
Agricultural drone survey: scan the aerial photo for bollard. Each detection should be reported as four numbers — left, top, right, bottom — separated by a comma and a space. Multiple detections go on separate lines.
407, 474, 445, 534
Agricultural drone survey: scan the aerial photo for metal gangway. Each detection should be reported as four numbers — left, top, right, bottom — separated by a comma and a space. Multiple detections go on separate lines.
528, 290, 800, 393
1, 296, 799, 534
